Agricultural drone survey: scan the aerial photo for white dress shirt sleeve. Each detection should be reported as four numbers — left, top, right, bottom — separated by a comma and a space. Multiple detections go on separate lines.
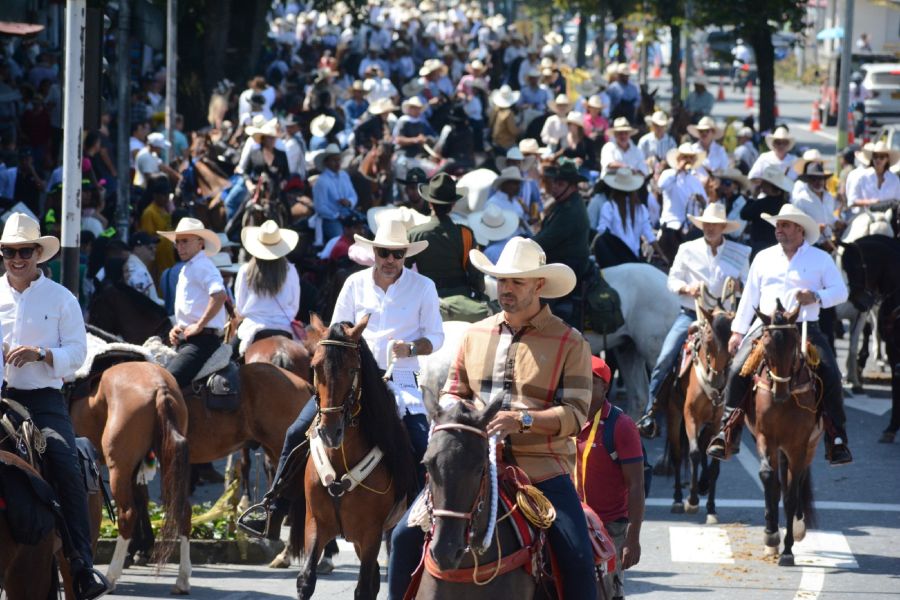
201, 260, 226, 296
235, 264, 249, 315
597, 201, 613, 234
331, 273, 358, 324
667, 244, 690, 295
817, 252, 848, 309
418, 278, 444, 352
49, 293, 87, 379
286, 264, 301, 317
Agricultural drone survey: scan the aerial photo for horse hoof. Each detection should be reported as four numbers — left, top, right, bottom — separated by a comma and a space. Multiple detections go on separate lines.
778, 553, 795, 567
316, 556, 335, 575
238, 495, 251, 513
170, 585, 191, 595
706, 514, 719, 525
269, 555, 291, 569
671, 502, 685, 514
764, 530, 781, 548
764, 545, 778, 557
685, 503, 700, 514
793, 518, 807, 542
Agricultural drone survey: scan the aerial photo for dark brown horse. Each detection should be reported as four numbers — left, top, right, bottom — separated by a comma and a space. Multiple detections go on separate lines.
290, 315, 416, 600
88, 281, 172, 345
744, 302, 819, 565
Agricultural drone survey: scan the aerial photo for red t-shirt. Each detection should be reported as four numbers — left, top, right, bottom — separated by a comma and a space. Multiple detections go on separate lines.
328, 234, 353, 261
575, 402, 643, 522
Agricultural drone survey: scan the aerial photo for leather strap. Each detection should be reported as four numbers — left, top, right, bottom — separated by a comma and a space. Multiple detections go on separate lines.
309, 431, 384, 496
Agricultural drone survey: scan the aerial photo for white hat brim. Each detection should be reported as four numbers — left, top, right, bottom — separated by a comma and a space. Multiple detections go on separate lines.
353, 234, 428, 257
762, 212, 820, 244
468, 249, 576, 298
764, 134, 796, 152
665, 147, 706, 170
687, 214, 741, 234
0, 234, 60, 263
468, 209, 520, 245
241, 226, 299, 260
158, 228, 221, 256
687, 124, 723, 140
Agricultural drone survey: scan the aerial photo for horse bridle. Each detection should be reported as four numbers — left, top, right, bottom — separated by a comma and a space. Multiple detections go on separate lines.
761, 323, 803, 384
427, 423, 490, 551
314, 339, 363, 427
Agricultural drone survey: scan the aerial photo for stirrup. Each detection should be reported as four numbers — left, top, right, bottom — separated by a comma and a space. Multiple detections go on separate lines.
706, 434, 730, 461
637, 413, 659, 439
237, 501, 272, 538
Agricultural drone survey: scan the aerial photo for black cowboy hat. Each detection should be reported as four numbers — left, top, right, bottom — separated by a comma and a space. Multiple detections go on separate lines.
398, 167, 428, 186
544, 160, 588, 183
418, 172, 465, 205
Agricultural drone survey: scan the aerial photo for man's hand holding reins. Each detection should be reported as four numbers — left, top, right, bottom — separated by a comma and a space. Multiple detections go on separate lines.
728, 332, 743, 355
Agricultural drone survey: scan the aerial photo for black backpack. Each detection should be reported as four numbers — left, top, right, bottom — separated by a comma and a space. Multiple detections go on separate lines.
602, 404, 653, 497
584, 263, 625, 335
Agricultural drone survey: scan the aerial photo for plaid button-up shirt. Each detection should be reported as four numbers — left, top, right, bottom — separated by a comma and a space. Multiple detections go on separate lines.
440, 305, 592, 482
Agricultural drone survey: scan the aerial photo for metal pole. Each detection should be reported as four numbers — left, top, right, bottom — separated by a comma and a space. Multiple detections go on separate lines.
836, 0, 854, 152
61, 0, 87, 296
165, 0, 177, 154
116, 0, 130, 243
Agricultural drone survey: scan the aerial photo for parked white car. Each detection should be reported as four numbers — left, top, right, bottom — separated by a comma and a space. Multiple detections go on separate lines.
863, 64, 900, 129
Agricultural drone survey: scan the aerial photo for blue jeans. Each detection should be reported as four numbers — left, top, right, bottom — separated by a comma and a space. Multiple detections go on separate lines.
223, 177, 248, 219
274, 397, 318, 488
321, 217, 343, 241
388, 474, 597, 600
646, 309, 695, 412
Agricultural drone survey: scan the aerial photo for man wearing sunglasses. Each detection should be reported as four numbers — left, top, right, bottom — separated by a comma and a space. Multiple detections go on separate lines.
748, 126, 798, 194
0, 213, 110, 600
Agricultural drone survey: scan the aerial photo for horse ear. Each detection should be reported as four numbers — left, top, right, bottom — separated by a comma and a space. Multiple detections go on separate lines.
699, 304, 714, 325
754, 306, 771, 326
476, 399, 503, 430
786, 306, 801, 324
776, 298, 786, 314
347, 314, 370, 341
309, 312, 328, 336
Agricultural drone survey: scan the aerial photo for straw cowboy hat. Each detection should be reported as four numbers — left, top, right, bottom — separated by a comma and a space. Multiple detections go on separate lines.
758, 164, 794, 194
602, 167, 645, 192
368, 97, 398, 116
518, 138, 543, 155
566, 111, 585, 128
587, 95, 605, 110
712, 167, 750, 191
490, 85, 520, 109
310, 114, 336, 137
861, 140, 900, 165
469, 237, 576, 298
467, 59, 487, 74
793, 148, 825, 174
687, 116, 724, 140
497, 146, 535, 171
158, 217, 222, 256
246, 118, 280, 138
666, 143, 707, 170
687, 202, 741, 234
543, 31, 563, 46
419, 58, 445, 77
644, 110, 671, 128
762, 204, 820, 245
468, 204, 519, 245
0, 213, 60, 262
764, 126, 796, 152
419, 172, 466, 205
547, 93, 571, 112
608, 117, 638, 136
313, 143, 343, 171
494, 166, 525, 188
354, 219, 428, 257
241, 220, 299, 260
366, 205, 430, 235
401, 96, 426, 113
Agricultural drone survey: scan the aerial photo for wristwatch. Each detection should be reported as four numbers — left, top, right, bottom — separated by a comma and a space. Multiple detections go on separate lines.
408, 342, 417, 357
519, 409, 534, 433
37, 347, 46, 362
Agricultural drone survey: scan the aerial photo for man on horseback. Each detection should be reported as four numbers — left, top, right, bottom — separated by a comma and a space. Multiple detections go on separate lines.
388, 237, 598, 600
638, 203, 750, 438
0, 213, 110, 599
707, 205, 853, 465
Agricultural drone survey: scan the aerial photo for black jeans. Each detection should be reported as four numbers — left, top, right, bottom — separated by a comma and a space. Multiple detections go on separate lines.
7, 387, 94, 567
167, 332, 222, 388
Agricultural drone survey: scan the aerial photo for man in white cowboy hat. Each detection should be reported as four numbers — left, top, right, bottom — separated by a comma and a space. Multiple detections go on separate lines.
393, 95, 436, 158
748, 126, 798, 186
601, 117, 650, 176
309, 113, 337, 151
541, 93, 572, 148
353, 97, 396, 151
135, 131, 180, 189
518, 67, 550, 112
733, 125, 759, 173
281, 113, 308, 179
312, 143, 358, 241
388, 236, 598, 600
712, 167, 751, 240
707, 204, 853, 466
468, 203, 519, 261
0, 213, 111, 599
656, 143, 709, 258
685, 75, 715, 121
740, 164, 793, 259
636, 203, 750, 437
487, 166, 530, 229
332, 219, 443, 485
158, 217, 227, 388
792, 159, 840, 249
607, 63, 640, 121
688, 116, 729, 175
846, 140, 900, 209
639, 110, 677, 163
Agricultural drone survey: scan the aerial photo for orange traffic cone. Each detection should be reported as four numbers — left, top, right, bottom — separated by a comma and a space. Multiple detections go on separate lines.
717, 77, 725, 101
848, 112, 856, 144
652, 63, 662, 78
744, 81, 755, 109
809, 101, 821, 132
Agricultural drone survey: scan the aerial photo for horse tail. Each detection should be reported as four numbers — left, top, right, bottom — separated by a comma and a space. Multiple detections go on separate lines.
799, 467, 817, 529
287, 499, 306, 559
152, 384, 191, 567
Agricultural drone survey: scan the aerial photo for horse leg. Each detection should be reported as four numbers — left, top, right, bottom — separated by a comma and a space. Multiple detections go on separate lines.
127, 483, 154, 567
669, 406, 685, 513
105, 466, 137, 589
355, 533, 384, 600
779, 452, 797, 567
705, 452, 721, 525
296, 517, 322, 600
685, 415, 701, 514
847, 312, 864, 392
758, 443, 781, 556
240, 447, 253, 509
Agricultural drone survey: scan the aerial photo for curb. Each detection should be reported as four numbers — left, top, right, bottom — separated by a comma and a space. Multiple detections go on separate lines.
95, 537, 286, 564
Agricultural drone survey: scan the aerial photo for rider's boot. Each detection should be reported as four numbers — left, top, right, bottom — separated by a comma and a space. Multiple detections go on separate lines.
71, 558, 112, 600
238, 442, 307, 538
636, 403, 660, 439
707, 405, 743, 461
825, 424, 853, 466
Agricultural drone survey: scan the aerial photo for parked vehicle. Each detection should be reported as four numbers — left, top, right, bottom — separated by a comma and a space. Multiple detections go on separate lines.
863, 64, 900, 139
819, 52, 897, 126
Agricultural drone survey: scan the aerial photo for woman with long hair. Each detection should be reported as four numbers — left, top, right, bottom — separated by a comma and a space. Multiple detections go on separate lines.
233, 220, 300, 355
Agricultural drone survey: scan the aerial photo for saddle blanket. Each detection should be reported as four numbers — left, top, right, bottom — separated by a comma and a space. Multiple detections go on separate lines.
142, 337, 233, 383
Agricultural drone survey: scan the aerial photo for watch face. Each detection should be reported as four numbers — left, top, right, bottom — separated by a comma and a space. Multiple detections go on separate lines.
522, 412, 533, 426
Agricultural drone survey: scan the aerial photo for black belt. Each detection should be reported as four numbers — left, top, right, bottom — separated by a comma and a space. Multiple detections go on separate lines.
5, 387, 60, 396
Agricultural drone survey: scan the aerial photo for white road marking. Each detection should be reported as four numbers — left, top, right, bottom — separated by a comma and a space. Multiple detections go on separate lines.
792, 530, 859, 569
793, 567, 826, 600
646, 497, 900, 512
669, 526, 734, 564
844, 396, 892, 416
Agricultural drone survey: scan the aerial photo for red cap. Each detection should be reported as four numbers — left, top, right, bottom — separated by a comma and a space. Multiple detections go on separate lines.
591, 356, 611, 384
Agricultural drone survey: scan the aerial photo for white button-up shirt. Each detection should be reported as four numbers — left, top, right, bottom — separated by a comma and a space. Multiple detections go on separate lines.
668, 238, 751, 311
600, 141, 650, 175
657, 169, 708, 230
331, 267, 444, 415
487, 189, 527, 222
692, 141, 729, 176
791, 183, 837, 242
234, 262, 301, 352
846, 168, 900, 207
174, 251, 227, 330
638, 132, 677, 162
732, 242, 848, 334
597, 199, 655, 255
0, 273, 86, 389
540, 115, 568, 148
748, 151, 798, 182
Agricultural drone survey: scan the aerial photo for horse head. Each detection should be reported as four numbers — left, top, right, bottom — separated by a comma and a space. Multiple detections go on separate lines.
757, 301, 801, 403
309, 313, 369, 448
424, 399, 502, 572
699, 304, 734, 391
837, 241, 875, 312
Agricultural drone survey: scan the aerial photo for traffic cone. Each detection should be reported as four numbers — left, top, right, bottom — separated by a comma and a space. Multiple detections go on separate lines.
809, 101, 821, 132
717, 76, 725, 101
744, 81, 755, 109
652, 63, 662, 78
847, 112, 855, 144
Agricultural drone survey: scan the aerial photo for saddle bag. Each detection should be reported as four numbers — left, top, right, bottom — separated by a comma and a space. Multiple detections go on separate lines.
0, 451, 61, 545
582, 503, 617, 574
584, 264, 625, 335
204, 362, 241, 412
75, 437, 102, 495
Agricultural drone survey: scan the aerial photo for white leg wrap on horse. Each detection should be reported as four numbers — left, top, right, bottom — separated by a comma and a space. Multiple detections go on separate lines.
106, 535, 129, 586
174, 535, 192, 593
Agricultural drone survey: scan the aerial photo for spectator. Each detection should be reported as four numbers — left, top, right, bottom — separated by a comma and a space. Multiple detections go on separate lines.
134, 132, 179, 189
685, 76, 715, 121
138, 173, 176, 280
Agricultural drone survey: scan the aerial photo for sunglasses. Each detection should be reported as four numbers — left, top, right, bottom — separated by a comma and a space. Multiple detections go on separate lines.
375, 248, 406, 260
872, 154, 889, 161
1, 246, 37, 260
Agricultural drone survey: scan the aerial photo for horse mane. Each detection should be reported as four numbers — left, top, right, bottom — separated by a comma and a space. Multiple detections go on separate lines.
324, 323, 418, 503
96, 280, 169, 321
710, 312, 733, 351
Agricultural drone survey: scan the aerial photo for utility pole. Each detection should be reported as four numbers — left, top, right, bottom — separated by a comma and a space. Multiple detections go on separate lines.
836, 0, 854, 153
61, 0, 87, 296
165, 0, 177, 152
116, 0, 130, 242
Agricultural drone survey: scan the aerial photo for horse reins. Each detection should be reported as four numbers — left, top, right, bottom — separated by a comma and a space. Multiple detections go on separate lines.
761, 324, 802, 384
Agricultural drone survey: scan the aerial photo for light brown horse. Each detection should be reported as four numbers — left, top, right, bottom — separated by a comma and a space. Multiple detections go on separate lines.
290, 315, 416, 600
745, 302, 820, 565
244, 334, 310, 380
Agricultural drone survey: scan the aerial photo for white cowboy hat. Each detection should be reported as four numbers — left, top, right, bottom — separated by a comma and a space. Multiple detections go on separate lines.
758, 164, 794, 193
158, 217, 222, 256
608, 117, 638, 135
644, 110, 671, 128
458, 168, 499, 213
354, 219, 428, 257
402, 96, 425, 112
468, 204, 519, 245
310, 114, 336, 137
489, 85, 520, 109
616, 63, 631, 76
246, 118, 280, 138
737, 126, 754, 138
526, 67, 541, 79
241, 220, 299, 260
368, 97, 398, 116
493, 166, 525, 187
0, 212, 60, 263
764, 126, 795, 152
540, 57, 556, 70
665, 143, 707, 170
418, 58, 445, 77
687, 116, 723, 140
518, 138, 543, 155
687, 202, 741, 233
566, 111, 585, 128
543, 31, 563, 46
496, 146, 535, 171
762, 204, 820, 245
861, 140, 900, 166
147, 132, 171, 148
547, 93, 571, 112
313, 143, 343, 171
366, 205, 430, 235
602, 167, 645, 192
792, 148, 825, 174
469, 237, 576, 298
210, 252, 241, 275
587, 95, 605, 110
467, 59, 487, 73
711, 167, 750, 191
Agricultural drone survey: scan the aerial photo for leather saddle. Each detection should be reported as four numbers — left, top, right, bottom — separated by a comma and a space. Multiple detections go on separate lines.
195, 361, 242, 413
